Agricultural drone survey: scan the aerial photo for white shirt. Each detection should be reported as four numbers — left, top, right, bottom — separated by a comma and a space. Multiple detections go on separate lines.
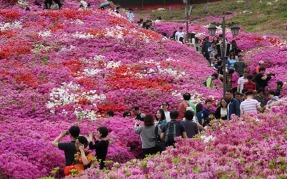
164, 111, 171, 122
175, 31, 185, 41
220, 108, 227, 118
238, 77, 248, 93
240, 99, 260, 115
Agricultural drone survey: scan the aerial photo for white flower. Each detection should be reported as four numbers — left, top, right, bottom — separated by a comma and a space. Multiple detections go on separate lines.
106, 61, 121, 68
267, 2, 272, 5
201, 135, 215, 143
83, 69, 101, 76
73, 32, 94, 39
75, 19, 84, 25
0, 21, 22, 31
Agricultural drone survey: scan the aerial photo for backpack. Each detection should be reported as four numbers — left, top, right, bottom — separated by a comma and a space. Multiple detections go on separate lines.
164, 121, 178, 146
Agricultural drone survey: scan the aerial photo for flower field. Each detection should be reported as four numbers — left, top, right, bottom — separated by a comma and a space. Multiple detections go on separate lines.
1, 1, 287, 179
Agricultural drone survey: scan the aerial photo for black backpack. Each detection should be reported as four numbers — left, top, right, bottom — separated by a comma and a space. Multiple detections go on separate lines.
164, 121, 178, 146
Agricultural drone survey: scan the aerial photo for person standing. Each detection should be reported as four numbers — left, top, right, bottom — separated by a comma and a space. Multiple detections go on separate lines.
178, 93, 196, 120
195, 103, 204, 126
227, 54, 237, 69
135, 115, 161, 158
229, 69, 240, 93
243, 75, 256, 92
254, 67, 272, 90
255, 60, 264, 74
160, 110, 187, 147
234, 55, 246, 77
237, 71, 248, 93
88, 127, 109, 170
52, 126, 80, 166
175, 27, 185, 43
182, 111, 199, 138
226, 90, 240, 120
215, 98, 228, 120
202, 100, 213, 121
161, 102, 171, 122
240, 91, 260, 115
254, 88, 267, 107
202, 36, 211, 63
155, 109, 167, 129
132, 106, 146, 121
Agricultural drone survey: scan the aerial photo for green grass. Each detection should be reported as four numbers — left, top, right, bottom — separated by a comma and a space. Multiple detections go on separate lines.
138, 0, 287, 36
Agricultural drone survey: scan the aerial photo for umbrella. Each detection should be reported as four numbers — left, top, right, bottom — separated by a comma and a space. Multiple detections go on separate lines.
99, 1, 111, 8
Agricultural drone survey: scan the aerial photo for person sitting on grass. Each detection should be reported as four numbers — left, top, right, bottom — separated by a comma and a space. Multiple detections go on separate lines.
64, 136, 93, 176
52, 126, 80, 167
88, 126, 109, 169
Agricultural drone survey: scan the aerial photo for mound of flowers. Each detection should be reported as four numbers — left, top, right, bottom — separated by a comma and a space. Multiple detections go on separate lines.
75, 103, 287, 178
0, 5, 222, 179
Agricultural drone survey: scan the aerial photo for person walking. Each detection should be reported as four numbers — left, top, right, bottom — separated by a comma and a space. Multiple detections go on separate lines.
237, 71, 248, 93
178, 93, 196, 120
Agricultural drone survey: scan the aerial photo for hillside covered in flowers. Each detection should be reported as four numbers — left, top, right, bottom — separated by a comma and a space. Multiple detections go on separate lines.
1, 0, 287, 178
0, 3, 221, 179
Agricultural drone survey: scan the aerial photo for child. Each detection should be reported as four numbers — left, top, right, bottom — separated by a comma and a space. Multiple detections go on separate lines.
88, 126, 109, 169
203, 112, 216, 127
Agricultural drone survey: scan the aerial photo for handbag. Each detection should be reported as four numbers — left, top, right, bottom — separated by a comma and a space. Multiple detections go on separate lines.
154, 125, 166, 153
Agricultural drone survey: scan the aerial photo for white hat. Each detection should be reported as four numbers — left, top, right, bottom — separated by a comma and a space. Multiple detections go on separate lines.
259, 60, 264, 64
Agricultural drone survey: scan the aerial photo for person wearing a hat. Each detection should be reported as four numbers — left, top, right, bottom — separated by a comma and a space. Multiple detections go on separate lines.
255, 60, 264, 74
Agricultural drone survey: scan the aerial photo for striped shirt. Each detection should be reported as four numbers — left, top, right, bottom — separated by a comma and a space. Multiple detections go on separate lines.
240, 99, 260, 114
243, 81, 256, 92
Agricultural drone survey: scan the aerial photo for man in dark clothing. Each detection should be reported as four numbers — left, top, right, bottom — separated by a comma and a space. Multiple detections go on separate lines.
52, 126, 80, 166
182, 110, 198, 138
202, 36, 211, 63
254, 67, 271, 90
132, 106, 146, 121
161, 110, 187, 147
226, 90, 240, 120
